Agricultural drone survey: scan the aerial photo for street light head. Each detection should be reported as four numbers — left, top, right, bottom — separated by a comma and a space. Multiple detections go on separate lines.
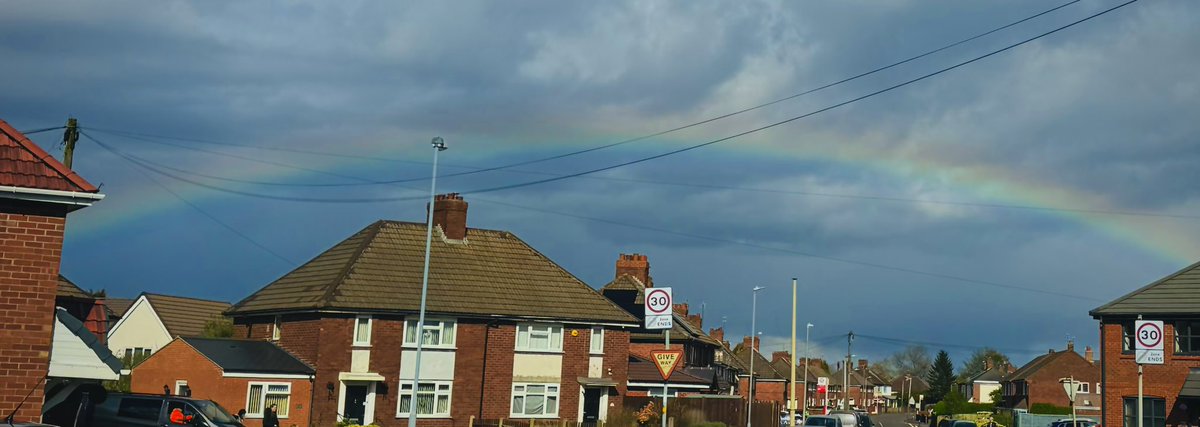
431, 136, 447, 151
752, 286, 766, 292
807, 323, 815, 328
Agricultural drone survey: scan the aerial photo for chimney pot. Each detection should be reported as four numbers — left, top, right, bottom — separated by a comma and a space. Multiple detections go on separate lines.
428, 193, 468, 240
773, 351, 790, 364
1067, 339, 1075, 352
741, 336, 760, 351
1085, 346, 1094, 364
858, 359, 868, 372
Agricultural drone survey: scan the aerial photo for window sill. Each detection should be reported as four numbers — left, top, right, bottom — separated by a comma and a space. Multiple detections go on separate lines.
395, 414, 452, 419
589, 352, 605, 356
515, 349, 564, 355
509, 414, 561, 419
401, 344, 457, 350
352, 344, 372, 348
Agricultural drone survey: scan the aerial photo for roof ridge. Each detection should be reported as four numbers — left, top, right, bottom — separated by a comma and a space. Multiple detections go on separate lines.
320, 220, 386, 307
142, 292, 231, 305
0, 118, 98, 192
502, 232, 638, 323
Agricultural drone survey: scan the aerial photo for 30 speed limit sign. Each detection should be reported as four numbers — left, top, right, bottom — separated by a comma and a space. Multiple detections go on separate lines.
644, 287, 673, 330
1135, 320, 1164, 365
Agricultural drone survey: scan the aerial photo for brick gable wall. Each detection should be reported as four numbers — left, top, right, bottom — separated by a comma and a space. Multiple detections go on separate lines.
1101, 321, 1200, 427
0, 206, 67, 422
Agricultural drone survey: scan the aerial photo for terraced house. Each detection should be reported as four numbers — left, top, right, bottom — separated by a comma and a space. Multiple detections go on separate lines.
226, 194, 638, 426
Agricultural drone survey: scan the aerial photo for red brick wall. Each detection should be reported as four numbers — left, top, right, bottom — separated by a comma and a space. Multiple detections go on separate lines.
367, 315, 402, 426
0, 208, 66, 422
449, 321, 488, 423
605, 329, 631, 412
132, 339, 314, 427
1026, 350, 1100, 414
482, 323, 517, 420
1101, 321, 1200, 427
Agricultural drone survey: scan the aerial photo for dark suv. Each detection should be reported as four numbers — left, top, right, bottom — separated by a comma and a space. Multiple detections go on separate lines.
92, 393, 243, 427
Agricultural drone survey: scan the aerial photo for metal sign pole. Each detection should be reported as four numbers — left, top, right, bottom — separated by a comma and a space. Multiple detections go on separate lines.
1137, 363, 1143, 427
663, 330, 670, 427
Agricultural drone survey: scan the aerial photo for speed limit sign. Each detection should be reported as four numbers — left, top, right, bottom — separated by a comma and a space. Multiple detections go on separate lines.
644, 287, 673, 329
1135, 320, 1164, 364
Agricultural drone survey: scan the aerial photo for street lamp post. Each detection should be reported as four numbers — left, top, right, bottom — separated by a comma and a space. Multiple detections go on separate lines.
407, 137, 447, 427
803, 323, 813, 416
747, 286, 765, 427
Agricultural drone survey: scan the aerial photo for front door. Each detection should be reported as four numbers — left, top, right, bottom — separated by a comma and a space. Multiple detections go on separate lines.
343, 385, 369, 425
582, 388, 603, 426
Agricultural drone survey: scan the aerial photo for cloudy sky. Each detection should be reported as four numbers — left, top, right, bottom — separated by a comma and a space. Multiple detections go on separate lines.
3, 0, 1198, 367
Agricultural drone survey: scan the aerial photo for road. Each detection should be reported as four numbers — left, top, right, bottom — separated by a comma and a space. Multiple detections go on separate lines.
874, 412, 924, 427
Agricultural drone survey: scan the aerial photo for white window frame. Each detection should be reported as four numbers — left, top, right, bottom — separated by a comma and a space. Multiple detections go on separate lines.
402, 318, 457, 349
245, 382, 291, 419
395, 380, 452, 418
353, 315, 372, 347
1077, 382, 1090, 394
589, 327, 604, 354
510, 383, 560, 418
174, 380, 188, 395
272, 315, 281, 341
1097, 383, 1102, 394
515, 324, 563, 353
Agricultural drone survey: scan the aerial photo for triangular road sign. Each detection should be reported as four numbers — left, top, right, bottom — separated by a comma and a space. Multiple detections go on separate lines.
650, 350, 684, 380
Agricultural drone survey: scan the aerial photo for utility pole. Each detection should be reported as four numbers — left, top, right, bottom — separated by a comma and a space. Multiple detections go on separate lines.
790, 278, 798, 427
843, 332, 854, 410
62, 118, 79, 169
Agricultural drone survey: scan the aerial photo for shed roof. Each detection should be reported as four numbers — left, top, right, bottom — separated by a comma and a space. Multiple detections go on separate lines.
181, 337, 313, 375
228, 221, 636, 324
1091, 260, 1200, 317
0, 119, 97, 193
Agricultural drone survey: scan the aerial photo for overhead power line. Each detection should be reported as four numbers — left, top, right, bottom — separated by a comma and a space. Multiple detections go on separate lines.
445, 0, 1139, 198
84, 131, 1099, 303
81, 0, 1140, 206
82, 0, 1082, 184
81, 131, 297, 266
855, 333, 1053, 355
19, 125, 66, 135
98, 130, 1200, 221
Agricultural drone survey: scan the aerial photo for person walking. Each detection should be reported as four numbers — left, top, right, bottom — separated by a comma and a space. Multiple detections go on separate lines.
263, 404, 280, 427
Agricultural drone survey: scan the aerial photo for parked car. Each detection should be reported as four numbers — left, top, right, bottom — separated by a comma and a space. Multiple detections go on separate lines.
781, 410, 805, 426
92, 393, 243, 427
829, 410, 875, 427
1050, 419, 1099, 427
806, 415, 845, 427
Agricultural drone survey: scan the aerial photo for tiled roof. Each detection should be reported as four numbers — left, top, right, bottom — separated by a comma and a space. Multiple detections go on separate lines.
1091, 260, 1200, 317
228, 221, 637, 324
182, 337, 313, 375
0, 119, 97, 193
56, 275, 91, 300
1006, 350, 1085, 382
143, 294, 232, 338
970, 365, 1008, 382
733, 346, 786, 380
628, 356, 711, 385
602, 274, 647, 304
106, 298, 134, 317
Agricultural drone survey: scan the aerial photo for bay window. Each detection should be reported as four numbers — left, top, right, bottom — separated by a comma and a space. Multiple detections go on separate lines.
397, 381, 452, 418
511, 383, 559, 417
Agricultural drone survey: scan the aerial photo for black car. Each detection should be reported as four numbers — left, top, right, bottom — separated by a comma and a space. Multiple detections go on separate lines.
92, 393, 243, 427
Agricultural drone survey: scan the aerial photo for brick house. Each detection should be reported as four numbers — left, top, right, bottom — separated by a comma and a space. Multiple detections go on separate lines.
0, 118, 103, 422
735, 336, 789, 404
999, 341, 1099, 415
892, 374, 929, 409
1091, 261, 1200, 427
225, 194, 638, 426
132, 337, 315, 427
830, 360, 889, 413
625, 355, 712, 397
107, 293, 232, 363
599, 254, 744, 395
958, 362, 1011, 404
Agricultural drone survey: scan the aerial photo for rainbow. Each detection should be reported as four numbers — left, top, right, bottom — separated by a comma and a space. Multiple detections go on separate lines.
64, 129, 1199, 267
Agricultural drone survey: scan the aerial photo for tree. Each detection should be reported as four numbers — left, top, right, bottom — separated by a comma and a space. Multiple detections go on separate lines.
201, 316, 234, 338
926, 350, 955, 403
879, 345, 933, 378
957, 347, 1010, 381
988, 386, 1004, 406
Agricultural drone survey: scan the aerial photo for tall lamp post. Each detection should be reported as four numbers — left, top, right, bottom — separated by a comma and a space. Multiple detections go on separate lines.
747, 286, 765, 427
408, 137, 447, 427
803, 323, 813, 417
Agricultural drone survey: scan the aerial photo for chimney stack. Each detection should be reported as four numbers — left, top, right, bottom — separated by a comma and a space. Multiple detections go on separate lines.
1067, 339, 1075, 352
742, 336, 760, 351
1085, 346, 1094, 364
773, 351, 791, 364
709, 327, 725, 344
858, 359, 868, 373
673, 303, 689, 316
615, 253, 652, 286
428, 193, 468, 240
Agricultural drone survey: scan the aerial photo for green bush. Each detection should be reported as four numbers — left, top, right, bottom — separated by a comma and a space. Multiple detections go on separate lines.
1029, 403, 1072, 415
